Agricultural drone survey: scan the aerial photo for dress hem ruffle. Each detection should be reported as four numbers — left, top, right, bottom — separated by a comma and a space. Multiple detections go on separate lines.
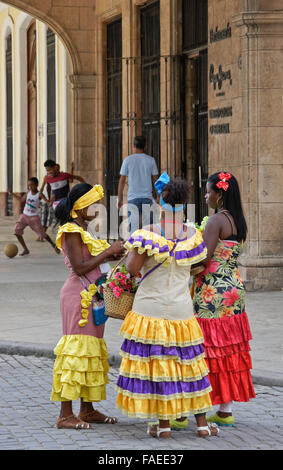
196, 312, 255, 404
51, 335, 109, 403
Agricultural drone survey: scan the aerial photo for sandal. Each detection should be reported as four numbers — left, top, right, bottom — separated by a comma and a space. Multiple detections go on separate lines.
56, 414, 92, 430
147, 423, 171, 438
78, 410, 118, 424
197, 423, 219, 438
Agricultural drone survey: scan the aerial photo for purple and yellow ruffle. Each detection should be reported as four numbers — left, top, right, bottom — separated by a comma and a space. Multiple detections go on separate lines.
116, 311, 213, 419
124, 228, 207, 266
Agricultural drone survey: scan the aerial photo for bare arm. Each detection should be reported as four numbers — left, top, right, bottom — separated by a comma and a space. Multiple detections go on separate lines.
7, 189, 27, 204
202, 215, 221, 262
39, 193, 49, 203
39, 177, 47, 194
118, 175, 127, 209
126, 249, 147, 276
65, 232, 125, 277
190, 216, 221, 275
46, 183, 51, 200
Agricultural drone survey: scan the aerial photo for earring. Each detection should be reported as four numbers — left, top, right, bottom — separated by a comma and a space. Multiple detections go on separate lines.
217, 197, 223, 209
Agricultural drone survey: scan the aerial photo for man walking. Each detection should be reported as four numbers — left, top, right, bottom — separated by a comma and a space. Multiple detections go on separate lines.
118, 136, 159, 233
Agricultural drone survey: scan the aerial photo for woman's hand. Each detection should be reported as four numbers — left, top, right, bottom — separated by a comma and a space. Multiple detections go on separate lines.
108, 241, 125, 258
191, 265, 205, 276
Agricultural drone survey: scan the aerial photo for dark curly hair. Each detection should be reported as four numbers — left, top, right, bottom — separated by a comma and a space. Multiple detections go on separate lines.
161, 178, 190, 207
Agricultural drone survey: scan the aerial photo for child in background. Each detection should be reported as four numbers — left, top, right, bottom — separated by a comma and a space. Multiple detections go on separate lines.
38, 182, 55, 240
40, 160, 85, 210
9, 177, 60, 256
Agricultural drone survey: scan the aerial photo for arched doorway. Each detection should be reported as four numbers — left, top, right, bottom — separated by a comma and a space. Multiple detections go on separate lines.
0, 3, 77, 216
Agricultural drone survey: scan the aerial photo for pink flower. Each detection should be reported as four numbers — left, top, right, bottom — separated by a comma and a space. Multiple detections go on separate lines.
113, 286, 123, 298
202, 260, 220, 276
109, 280, 116, 289
222, 287, 239, 306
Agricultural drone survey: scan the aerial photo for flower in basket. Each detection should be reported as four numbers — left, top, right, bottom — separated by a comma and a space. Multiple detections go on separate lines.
104, 264, 141, 299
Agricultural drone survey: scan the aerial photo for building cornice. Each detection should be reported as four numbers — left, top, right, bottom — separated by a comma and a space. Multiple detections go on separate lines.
233, 10, 283, 28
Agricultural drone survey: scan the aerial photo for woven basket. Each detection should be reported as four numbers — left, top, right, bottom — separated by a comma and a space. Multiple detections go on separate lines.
104, 286, 135, 320
104, 253, 135, 320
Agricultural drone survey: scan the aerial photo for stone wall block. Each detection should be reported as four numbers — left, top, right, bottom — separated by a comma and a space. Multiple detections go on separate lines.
51, 7, 80, 30
258, 164, 283, 203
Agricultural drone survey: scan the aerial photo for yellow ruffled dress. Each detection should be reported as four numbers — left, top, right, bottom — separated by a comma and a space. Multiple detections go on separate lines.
116, 227, 213, 420
50, 223, 110, 403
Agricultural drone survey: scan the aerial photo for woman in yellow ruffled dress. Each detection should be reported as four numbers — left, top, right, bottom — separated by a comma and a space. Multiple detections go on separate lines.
50, 183, 124, 429
116, 174, 219, 438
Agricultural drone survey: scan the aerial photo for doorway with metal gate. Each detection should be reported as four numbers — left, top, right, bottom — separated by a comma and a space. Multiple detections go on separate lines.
182, 0, 208, 224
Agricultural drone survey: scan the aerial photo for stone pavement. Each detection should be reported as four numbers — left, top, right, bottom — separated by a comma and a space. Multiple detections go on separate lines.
0, 215, 283, 386
0, 353, 282, 451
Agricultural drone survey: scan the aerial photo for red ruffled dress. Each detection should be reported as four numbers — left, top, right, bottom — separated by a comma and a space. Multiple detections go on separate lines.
192, 239, 256, 405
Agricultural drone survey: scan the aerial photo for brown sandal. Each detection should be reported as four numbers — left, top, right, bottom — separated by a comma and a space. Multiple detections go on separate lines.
78, 410, 118, 424
56, 414, 92, 430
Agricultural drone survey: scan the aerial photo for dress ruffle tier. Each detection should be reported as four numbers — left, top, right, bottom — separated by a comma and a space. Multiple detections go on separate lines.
197, 312, 256, 404
51, 335, 109, 402
116, 311, 213, 419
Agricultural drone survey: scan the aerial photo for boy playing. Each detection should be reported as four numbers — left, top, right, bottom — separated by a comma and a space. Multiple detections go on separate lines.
9, 177, 60, 256
40, 160, 85, 210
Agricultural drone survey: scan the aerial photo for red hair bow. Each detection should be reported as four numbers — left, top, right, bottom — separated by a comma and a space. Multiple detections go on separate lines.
216, 172, 232, 191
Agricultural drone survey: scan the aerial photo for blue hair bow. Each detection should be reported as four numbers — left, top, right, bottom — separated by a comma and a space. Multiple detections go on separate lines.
154, 172, 170, 195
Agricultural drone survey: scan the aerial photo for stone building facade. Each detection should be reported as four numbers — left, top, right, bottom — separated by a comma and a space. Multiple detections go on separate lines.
0, 0, 282, 290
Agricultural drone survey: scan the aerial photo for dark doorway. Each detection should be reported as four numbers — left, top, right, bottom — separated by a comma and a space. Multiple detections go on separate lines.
182, 0, 208, 223
106, 18, 122, 235
140, 1, 160, 168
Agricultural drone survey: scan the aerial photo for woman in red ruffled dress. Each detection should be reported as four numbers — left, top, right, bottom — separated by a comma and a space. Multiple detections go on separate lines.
191, 172, 255, 426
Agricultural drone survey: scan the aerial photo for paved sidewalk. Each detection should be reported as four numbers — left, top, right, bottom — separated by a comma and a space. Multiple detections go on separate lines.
0, 354, 282, 450
0, 216, 283, 387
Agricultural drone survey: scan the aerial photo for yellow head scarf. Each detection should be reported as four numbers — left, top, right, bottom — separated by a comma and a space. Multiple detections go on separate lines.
71, 184, 104, 218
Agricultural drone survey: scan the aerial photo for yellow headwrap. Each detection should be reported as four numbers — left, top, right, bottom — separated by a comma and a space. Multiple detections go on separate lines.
71, 185, 104, 218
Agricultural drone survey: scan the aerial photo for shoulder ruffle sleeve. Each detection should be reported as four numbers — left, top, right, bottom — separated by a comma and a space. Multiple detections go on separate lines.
175, 229, 207, 265
56, 223, 110, 256
124, 229, 173, 264
124, 228, 207, 266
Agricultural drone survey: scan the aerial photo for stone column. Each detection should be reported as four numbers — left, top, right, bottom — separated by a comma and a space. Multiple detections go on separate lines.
160, 0, 182, 176
233, 10, 283, 289
68, 74, 100, 185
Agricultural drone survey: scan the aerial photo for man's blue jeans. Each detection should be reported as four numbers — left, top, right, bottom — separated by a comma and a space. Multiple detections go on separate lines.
128, 198, 153, 234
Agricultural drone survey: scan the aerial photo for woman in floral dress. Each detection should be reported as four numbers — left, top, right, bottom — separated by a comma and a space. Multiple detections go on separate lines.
192, 172, 255, 426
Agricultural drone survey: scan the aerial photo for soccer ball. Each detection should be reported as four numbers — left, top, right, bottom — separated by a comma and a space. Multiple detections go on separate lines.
4, 243, 18, 258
